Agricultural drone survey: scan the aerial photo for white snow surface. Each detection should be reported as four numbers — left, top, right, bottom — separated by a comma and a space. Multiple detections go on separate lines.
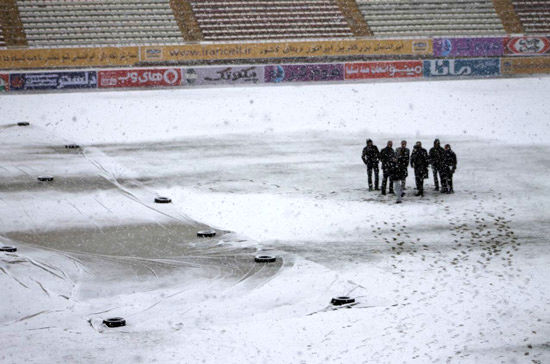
0, 78, 549, 363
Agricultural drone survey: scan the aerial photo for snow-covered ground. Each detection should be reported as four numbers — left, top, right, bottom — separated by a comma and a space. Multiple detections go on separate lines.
0, 78, 549, 363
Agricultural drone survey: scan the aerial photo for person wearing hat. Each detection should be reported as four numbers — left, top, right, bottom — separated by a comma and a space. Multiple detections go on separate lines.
429, 138, 445, 191
361, 139, 380, 191
395, 140, 410, 196
410, 141, 429, 197
441, 144, 457, 193
379, 140, 395, 195
392, 147, 409, 203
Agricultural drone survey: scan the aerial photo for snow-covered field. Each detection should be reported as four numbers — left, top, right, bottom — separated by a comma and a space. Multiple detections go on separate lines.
1, 78, 549, 363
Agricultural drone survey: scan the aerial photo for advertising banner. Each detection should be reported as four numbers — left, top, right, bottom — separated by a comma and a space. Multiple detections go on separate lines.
9, 71, 97, 91
0, 74, 8, 92
433, 38, 503, 57
345, 61, 423, 79
98, 68, 181, 88
423, 58, 500, 77
0, 47, 139, 70
501, 57, 550, 74
264, 64, 344, 83
142, 39, 432, 63
504, 37, 550, 55
181, 66, 264, 86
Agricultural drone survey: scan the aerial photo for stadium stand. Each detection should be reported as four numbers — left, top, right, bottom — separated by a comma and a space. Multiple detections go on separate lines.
188, 0, 355, 40
355, 0, 506, 36
0, 0, 549, 49
15, 0, 183, 46
512, 0, 550, 33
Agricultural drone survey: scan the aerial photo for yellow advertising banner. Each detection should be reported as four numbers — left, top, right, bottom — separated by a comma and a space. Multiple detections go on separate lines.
501, 56, 550, 74
0, 39, 432, 70
0, 47, 139, 70
141, 39, 432, 63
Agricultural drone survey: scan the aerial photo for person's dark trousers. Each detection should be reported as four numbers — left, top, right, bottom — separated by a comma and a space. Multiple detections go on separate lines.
381, 171, 393, 194
432, 168, 441, 190
448, 171, 454, 192
415, 175, 424, 196
440, 168, 450, 193
367, 164, 379, 190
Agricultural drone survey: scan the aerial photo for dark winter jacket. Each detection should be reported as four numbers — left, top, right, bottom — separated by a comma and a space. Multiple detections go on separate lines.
443, 149, 457, 173
362, 145, 380, 166
392, 150, 409, 181
429, 145, 445, 170
380, 146, 395, 171
411, 146, 429, 179
395, 147, 409, 177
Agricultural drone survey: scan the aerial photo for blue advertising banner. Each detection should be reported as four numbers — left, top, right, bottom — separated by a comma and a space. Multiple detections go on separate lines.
9, 71, 97, 91
423, 59, 500, 77
264, 64, 344, 83
433, 38, 503, 57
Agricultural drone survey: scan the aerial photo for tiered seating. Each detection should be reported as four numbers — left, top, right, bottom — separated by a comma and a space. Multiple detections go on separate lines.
189, 0, 354, 40
356, 0, 505, 36
16, 0, 184, 46
512, 0, 550, 34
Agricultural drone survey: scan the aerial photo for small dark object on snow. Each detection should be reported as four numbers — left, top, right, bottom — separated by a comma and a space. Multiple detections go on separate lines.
197, 230, 216, 238
154, 197, 172, 204
17, 122, 30, 126
331, 296, 355, 306
0, 246, 17, 252
103, 317, 126, 328
37, 176, 54, 182
65, 144, 80, 149
254, 255, 276, 263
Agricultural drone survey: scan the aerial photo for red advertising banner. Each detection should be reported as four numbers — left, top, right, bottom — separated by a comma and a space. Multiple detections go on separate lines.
98, 68, 181, 88
345, 61, 423, 79
0, 74, 8, 92
504, 37, 550, 56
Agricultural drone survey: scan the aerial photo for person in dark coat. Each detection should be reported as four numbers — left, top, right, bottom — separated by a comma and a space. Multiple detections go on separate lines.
379, 140, 395, 195
410, 141, 429, 196
361, 139, 380, 191
392, 147, 408, 203
441, 144, 457, 193
428, 138, 445, 191
394, 140, 410, 195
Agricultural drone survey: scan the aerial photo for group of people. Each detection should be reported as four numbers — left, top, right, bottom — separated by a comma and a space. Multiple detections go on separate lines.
361, 138, 457, 204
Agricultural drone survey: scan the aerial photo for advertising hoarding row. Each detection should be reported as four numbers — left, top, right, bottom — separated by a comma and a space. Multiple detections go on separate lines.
2, 57, 549, 92
1, 36, 549, 70
0, 39, 431, 70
